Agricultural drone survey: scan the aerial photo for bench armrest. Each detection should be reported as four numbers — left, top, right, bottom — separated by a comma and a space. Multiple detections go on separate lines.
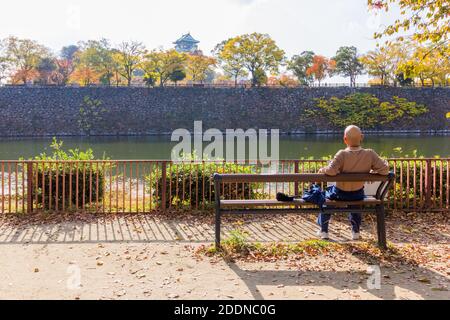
375, 172, 395, 200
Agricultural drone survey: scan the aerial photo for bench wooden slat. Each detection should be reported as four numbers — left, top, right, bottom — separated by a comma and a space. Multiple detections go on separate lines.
221, 196, 381, 207
215, 173, 390, 183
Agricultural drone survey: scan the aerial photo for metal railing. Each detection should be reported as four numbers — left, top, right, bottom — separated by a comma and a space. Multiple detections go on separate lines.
0, 159, 448, 214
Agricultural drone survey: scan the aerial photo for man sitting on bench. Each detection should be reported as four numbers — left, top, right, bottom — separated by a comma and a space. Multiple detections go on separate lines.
317, 125, 390, 240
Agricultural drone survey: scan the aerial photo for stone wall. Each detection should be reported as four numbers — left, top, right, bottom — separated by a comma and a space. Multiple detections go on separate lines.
0, 86, 448, 136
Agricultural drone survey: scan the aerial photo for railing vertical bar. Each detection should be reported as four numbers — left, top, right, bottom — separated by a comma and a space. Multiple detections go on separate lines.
235, 163, 239, 200
439, 160, 443, 210
89, 163, 93, 212
69, 162, 73, 211
399, 161, 403, 210
149, 162, 153, 211
175, 162, 179, 208
221, 161, 224, 199
406, 161, 410, 209
115, 161, 119, 213
62, 163, 66, 212
26, 162, 33, 214
122, 162, 126, 213
129, 162, 133, 213
48, 162, 52, 211
424, 159, 432, 209
101, 162, 105, 213
136, 162, 139, 213
1, 162, 4, 214
167, 162, 171, 210
14, 163, 18, 213
419, 160, 423, 208
413, 161, 417, 210
189, 162, 192, 209
142, 163, 146, 213
55, 162, 59, 212
82, 163, 86, 211
161, 161, 167, 211
202, 161, 206, 209
392, 160, 397, 210
182, 162, 185, 205
7, 163, 11, 213
41, 163, 45, 212
75, 162, 79, 211
96, 162, 99, 213
156, 162, 160, 210
109, 162, 112, 214
446, 160, 449, 209
195, 162, 199, 208
433, 160, 437, 208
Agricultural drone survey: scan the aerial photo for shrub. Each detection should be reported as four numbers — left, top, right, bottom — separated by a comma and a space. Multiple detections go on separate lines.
78, 96, 106, 135
307, 93, 428, 129
28, 138, 109, 211
147, 154, 265, 208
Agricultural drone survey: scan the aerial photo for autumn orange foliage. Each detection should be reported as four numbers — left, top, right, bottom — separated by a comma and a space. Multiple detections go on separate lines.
306, 55, 336, 85
70, 66, 101, 86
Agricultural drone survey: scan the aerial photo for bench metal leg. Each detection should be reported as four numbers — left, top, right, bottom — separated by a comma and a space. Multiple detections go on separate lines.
376, 205, 387, 250
214, 179, 221, 249
215, 209, 221, 249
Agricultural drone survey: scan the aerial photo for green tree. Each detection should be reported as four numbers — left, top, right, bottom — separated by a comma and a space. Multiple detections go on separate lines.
288, 51, 315, 85
398, 43, 450, 86
61, 45, 79, 61
36, 57, 57, 84
143, 72, 158, 87
3, 36, 50, 84
169, 69, 186, 85
213, 39, 248, 86
360, 43, 409, 85
75, 39, 116, 85
186, 54, 216, 84
253, 68, 268, 86
214, 33, 285, 87
141, 49, 186, 87
0, 40, 10, 83
114, 41, 146, 86
368, 0, 449, 47
333, 46, 365, 87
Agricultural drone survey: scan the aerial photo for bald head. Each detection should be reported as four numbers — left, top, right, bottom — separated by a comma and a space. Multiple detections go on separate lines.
344, 125, 363, 147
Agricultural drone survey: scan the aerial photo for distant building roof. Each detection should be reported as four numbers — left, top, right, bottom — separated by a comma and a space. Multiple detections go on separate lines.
173, 33, 200, 45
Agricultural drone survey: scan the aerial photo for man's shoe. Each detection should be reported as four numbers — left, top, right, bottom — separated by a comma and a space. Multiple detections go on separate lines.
351, 232, 361, 241
317, 230, 329, 240
276, 193, 295, 202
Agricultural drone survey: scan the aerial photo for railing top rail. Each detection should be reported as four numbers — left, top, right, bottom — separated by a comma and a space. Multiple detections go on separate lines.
214, 173, 394, 183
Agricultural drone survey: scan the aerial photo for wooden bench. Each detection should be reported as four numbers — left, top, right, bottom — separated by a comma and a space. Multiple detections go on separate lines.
213, 173, 395, 249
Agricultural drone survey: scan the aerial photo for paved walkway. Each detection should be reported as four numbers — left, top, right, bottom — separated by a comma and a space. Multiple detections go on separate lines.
0, 213, 448, 300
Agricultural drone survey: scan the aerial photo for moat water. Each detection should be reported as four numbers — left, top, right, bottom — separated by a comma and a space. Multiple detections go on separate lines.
0, 135, 449, 160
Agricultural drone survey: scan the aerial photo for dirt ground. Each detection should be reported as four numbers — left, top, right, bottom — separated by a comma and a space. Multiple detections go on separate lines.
0, 211, 448, 300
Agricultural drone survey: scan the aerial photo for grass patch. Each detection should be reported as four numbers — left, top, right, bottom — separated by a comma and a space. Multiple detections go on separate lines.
198, 229, 342, 262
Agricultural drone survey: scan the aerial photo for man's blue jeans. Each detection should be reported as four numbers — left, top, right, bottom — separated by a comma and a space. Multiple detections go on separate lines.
317, 186, 365, 233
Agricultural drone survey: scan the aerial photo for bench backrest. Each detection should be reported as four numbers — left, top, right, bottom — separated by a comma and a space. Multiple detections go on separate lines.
213, 173, 392, 183
213, 173, 395, 200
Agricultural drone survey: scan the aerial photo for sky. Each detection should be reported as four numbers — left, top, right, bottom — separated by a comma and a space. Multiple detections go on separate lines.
0, 0, 401, 83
